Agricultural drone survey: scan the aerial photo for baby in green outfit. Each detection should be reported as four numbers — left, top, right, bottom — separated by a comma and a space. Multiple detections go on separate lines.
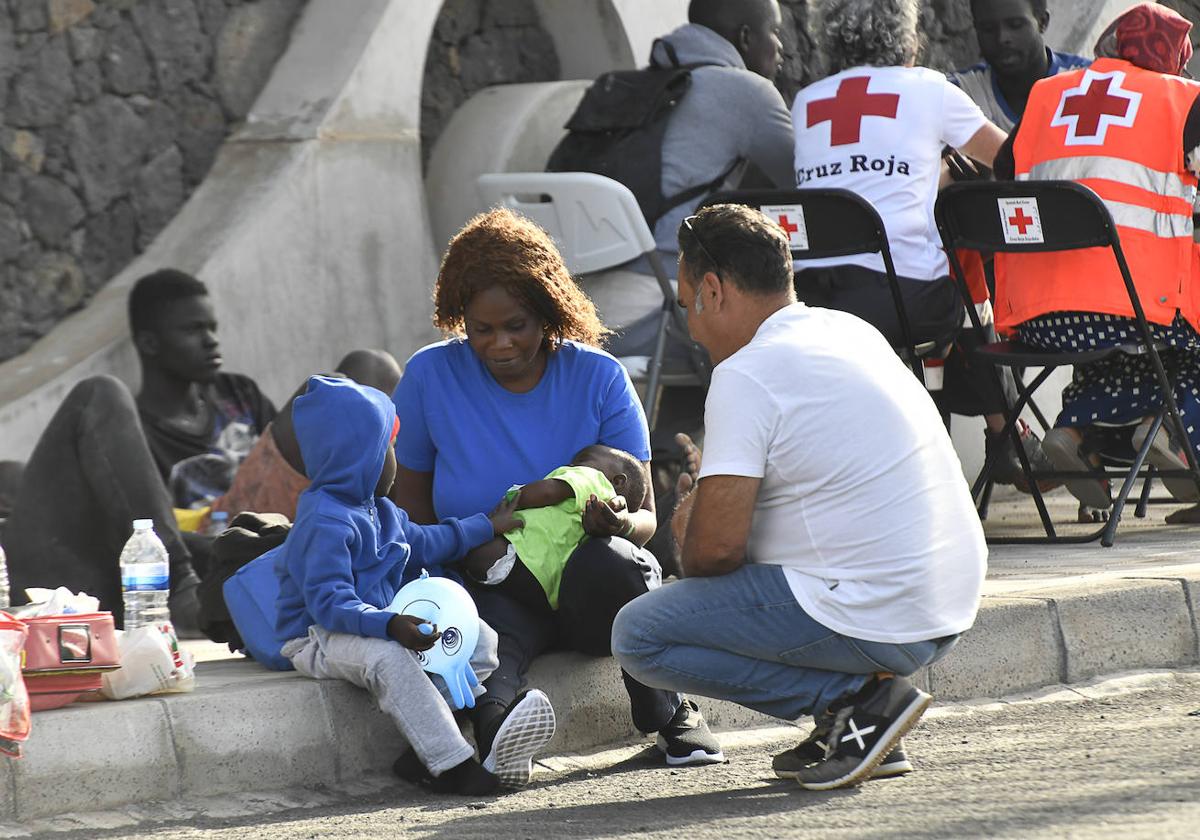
462, 445, 648, 611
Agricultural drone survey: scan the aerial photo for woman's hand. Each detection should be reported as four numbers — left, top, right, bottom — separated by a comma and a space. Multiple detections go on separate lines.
582, 493, 633, 538
489, 492, 524, 535
387, 614, 441, 651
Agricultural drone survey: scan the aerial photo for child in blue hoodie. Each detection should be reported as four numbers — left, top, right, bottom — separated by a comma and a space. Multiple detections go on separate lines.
272, 376, 524, 795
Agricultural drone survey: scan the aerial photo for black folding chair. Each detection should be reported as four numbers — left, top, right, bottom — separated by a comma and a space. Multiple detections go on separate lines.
934, 180, 1200, 546
702, 188, 935, 382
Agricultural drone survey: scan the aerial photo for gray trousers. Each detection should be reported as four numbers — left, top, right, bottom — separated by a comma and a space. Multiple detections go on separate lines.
284, 620, 499, 775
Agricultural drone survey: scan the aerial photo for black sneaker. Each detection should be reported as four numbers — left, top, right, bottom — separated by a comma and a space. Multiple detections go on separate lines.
481, 689, 556, 787
657, 699, 724, 766
772, 723, 912, 780
795, 676, 931, 791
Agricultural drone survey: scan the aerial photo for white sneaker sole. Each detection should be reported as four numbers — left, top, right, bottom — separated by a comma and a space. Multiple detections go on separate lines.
482, 690, 556, 787
655, 736, 725, 766
1133, 421, 1200, 502
798, 690, 931, 791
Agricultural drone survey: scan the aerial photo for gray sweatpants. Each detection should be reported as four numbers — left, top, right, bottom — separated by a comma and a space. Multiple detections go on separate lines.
283, 621, 499, 776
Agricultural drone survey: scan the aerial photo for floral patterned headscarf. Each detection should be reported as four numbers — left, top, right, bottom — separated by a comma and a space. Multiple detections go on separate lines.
1094, 2, 1194, 77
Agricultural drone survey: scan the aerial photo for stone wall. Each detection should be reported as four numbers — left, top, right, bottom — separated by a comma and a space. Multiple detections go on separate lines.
420, 0, 560, 169
0, 0, 305, 362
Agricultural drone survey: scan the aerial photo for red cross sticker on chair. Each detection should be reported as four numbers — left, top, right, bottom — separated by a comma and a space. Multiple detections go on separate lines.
1050, 69, 1142, 146
998, 197, 1044, 244
761, 204, 809, 249
806, 76, 900, 146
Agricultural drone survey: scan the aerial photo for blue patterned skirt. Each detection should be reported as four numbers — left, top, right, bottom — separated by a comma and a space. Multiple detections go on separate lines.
1016, 312, 1200, 453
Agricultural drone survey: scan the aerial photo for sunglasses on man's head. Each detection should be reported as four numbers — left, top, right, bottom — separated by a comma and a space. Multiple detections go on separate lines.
682, 216, 722, 278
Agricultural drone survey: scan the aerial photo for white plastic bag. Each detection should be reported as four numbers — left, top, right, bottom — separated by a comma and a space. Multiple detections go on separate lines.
11, 587, 100, 617
100, 623, 195, 700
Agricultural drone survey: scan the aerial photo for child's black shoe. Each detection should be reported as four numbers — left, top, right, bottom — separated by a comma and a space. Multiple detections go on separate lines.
393, 752, 499, 796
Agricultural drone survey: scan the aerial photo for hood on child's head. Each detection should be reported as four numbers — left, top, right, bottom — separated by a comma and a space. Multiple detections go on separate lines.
292, 375, 395, 502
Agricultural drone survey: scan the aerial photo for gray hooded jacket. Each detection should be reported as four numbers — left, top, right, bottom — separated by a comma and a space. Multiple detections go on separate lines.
650, 23, 795, 258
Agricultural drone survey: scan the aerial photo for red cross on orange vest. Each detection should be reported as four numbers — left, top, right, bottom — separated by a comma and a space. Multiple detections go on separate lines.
1008, 207, 1034, 234
806, 77, 900, 146
1059, 76, 1132, 138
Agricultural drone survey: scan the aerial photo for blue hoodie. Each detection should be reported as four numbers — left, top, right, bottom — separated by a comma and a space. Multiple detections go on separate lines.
272, 376, 494, 642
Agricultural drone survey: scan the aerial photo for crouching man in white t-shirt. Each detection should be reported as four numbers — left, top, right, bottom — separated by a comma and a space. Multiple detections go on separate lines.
612, 204, 987, 791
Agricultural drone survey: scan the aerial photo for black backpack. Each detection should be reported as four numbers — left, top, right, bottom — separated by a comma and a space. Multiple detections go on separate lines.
547, 40, 739, 228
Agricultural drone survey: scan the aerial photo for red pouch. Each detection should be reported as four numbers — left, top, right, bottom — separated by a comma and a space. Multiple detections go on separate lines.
21, 613, 120, 711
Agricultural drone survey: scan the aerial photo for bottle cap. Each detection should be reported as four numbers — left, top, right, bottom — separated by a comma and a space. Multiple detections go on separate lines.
212, 511, 229, 522
132, 519, 154, 530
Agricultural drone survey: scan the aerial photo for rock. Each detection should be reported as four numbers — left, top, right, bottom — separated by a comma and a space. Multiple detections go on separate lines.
482, 0, 539, 28
0, 204, 24, 257
66, 95, 148, 211
23, 174, 86, 247
214, 0, 302, 118
102, 20, 153, 95
48, 0, 96, 35
74, 58, 103, 101
81, 198, 136, 289
170, 88, 226, 184
26, 251, 87, 321
458, 31, 527, 91
435, 0, 483, 43
8, 35, 76, 127
1, 128, 46, 173
11, 0, 48, 33
67, 24, 105, 61
131, 0, 209, 93
0, 14, 18, 110
129, 96, 180, 157
133, 145, 184, 247
196, 0, 228, 37
0, 175, 23, 204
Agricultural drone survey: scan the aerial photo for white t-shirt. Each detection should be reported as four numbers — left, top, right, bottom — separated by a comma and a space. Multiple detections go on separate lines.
698, 304, 987, 644
791, 65, 988, 280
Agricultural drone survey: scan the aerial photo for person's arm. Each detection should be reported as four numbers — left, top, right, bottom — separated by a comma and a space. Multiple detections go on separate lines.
400, 496, 521, 570
677, 474, 762, 577
742, 80, 796, 188
389, 466, 436, 524
956, 121, 1007, 169
514, 478, 573, 509
588, 361, 657, 545
993, 120, 1019, 182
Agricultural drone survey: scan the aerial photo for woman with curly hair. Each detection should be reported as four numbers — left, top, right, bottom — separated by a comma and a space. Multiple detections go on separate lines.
389, 208, 721, 788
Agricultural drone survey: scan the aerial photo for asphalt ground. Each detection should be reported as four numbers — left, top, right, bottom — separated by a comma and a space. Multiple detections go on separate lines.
18, 669, 1200, 840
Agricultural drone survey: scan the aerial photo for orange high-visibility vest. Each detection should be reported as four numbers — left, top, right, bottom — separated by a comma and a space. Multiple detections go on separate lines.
995, 59, 1200, 331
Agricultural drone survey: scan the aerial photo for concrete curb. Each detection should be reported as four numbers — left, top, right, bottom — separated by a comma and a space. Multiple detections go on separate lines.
4, 570, 1198, 822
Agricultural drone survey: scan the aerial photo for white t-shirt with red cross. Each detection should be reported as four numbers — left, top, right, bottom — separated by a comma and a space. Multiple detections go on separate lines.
791, 65, 988, 281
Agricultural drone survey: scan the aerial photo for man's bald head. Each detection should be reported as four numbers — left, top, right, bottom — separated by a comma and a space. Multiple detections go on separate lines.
689, 0, 783, 80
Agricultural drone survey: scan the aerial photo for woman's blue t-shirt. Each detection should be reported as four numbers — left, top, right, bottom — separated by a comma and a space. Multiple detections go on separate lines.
393, 339, 651, 520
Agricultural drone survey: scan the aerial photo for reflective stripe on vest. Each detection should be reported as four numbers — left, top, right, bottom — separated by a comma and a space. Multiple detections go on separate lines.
1018, 155, 1197, 204
1017, 156, 1195, 239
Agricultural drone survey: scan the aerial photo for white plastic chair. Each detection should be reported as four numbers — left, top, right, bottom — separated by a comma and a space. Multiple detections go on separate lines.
476, 172, 695, 426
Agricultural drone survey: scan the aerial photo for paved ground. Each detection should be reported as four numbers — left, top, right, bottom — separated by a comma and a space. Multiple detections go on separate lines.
23, 670, 1200, 840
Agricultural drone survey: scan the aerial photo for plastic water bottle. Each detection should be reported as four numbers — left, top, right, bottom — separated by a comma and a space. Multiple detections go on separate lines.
120, 519, 170, 630
0, 543, 9, 609
206, 510, 229, 537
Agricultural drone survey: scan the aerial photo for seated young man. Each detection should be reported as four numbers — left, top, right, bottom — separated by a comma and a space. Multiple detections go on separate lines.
2, 270, 274, 627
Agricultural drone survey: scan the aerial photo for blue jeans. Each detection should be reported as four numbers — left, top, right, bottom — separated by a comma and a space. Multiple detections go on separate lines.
612, 563, 958, 721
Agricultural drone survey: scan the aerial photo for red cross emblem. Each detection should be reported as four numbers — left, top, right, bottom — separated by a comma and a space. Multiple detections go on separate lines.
760, 204, 808, 249
806, 77, 900, 146
1007, 207, 1034, 234
776, 214, 799, 236
1051, 70, 1141, 145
